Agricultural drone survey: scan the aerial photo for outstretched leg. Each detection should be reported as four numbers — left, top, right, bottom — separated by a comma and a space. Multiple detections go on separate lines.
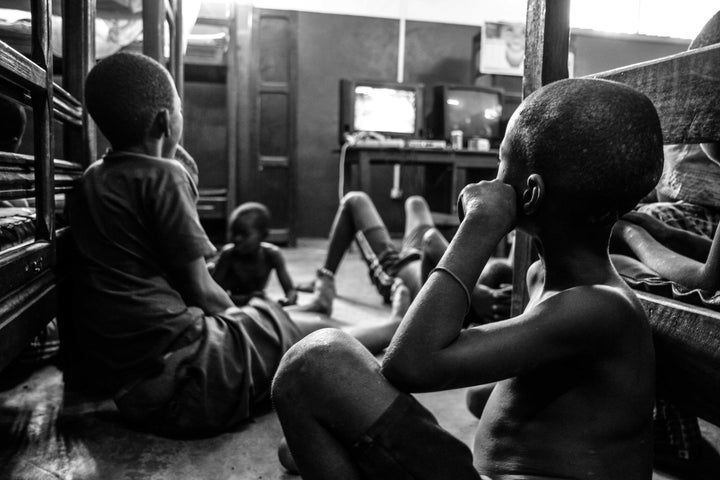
299, 192, 402, 313
420, 228, 512, 324
286, 281, 411, 355
393, 196, 438, 299
420, 227, 449, 282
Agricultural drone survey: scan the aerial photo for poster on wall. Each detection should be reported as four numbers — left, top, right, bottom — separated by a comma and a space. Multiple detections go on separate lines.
480, 21, 526, 76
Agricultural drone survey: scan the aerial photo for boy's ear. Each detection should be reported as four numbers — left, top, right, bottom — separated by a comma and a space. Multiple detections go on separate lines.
150, 109, 172, 139
521, 173, 544, 215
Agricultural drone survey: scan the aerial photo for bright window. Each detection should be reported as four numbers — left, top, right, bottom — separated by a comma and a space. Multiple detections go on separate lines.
571, 0, 718, 39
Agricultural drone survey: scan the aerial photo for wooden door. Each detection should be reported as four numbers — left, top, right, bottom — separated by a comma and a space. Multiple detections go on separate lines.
243, 8, 298, 244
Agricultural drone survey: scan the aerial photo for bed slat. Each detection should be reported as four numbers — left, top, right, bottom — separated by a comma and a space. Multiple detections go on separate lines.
0, 41, 45, 91
638, 291, 720, 426
0, 270, 57, 372
590, 43, 720, 144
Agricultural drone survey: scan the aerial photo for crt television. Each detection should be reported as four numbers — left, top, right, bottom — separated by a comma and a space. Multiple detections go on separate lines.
339, 79, 424, 145
429, 84, 504, 148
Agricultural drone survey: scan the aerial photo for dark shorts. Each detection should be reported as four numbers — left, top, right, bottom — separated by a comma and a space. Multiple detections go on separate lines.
351, 393, 481, 480
114, 298, 302, 437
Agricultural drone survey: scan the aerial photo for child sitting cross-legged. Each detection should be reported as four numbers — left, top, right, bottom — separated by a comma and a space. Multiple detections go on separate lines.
210, 202, 298, 307
272, 78, 663, 480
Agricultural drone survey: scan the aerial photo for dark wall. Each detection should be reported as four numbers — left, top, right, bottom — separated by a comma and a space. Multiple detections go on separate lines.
296, 13, 400, 236
184, 81, 228, 190
292, 17, 691, 237
404, 20, 480, 118
295, 13, 481, 236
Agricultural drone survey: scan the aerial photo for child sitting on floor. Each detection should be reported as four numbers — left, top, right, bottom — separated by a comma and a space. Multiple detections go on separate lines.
69, 52, 410, 438
272, 77, 662, 479
210, 202, 297, 306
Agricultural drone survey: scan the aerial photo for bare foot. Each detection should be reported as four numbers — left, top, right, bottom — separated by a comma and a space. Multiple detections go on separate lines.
390, 279, 411, 321
293, 275, 335, 315
295, 278, 315, 293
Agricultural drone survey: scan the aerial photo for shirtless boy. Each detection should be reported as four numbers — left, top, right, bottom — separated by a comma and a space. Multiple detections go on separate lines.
211, 202, 298, 306
272, 78, 662, 479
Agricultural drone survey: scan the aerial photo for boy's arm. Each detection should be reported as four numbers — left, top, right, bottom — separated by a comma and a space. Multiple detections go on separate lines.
381, 181, 628, 392
269, 247, 297, 305
621, 211, 711, 262
616, 219, 720, 291
210, 245, 233, 285
382, 180, 511, 389
172, 256, 235, 314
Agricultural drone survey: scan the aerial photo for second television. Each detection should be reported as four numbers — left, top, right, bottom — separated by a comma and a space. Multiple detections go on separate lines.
338, 79, 424, 145
429, 84, 504, 148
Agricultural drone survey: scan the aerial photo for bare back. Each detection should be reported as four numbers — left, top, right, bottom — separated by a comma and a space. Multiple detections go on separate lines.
473, 264, 655, 479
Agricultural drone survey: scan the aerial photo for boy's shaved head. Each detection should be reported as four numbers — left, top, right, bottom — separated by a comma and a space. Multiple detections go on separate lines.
506, 78, 663, 219
230, 202, 271, 234
85, 52, 177, 149
689, 10, 720, 49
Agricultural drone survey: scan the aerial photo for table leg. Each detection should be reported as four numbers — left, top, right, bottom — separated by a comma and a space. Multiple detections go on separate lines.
451, 162, 462, 214
359, 152, 372, 196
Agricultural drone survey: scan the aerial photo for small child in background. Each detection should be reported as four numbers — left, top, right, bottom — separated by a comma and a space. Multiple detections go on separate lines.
211, 202, 298, 306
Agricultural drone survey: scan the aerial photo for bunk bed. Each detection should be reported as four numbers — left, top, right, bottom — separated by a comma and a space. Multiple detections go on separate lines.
0, 0, 94, 372
0, 0, 189, 378
512, 0, 720, 426
142, 0, 185, 100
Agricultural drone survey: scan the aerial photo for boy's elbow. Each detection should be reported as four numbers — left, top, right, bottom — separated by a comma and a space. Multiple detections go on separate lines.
381, 354, 441, 392
698, 266, 720, 292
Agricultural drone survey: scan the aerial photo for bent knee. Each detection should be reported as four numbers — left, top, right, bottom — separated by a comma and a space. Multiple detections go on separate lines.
479, 258, 513, 288
341, 191, 371, 210
404, 195, 430, 214
272, 329, 360, 403
421, 227, 444, 248
526, 260, 545, 290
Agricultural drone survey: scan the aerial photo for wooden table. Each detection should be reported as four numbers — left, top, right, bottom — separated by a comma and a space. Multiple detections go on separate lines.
342, 146, 499, 213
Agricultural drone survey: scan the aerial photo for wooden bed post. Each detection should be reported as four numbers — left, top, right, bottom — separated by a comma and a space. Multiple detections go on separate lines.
30, 0, 55, 245
510, 0, 571, 316
62, 0, 97, 167
143, 0, 163, 61
170, 0, 184, 102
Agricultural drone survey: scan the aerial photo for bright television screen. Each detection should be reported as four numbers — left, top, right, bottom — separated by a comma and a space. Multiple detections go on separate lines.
353, 85, 418, 135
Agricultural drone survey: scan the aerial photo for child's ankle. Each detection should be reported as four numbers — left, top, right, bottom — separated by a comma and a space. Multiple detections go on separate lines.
317, 267, 335, 279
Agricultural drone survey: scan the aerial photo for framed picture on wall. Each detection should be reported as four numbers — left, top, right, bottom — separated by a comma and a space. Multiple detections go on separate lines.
479, 21, 526, 76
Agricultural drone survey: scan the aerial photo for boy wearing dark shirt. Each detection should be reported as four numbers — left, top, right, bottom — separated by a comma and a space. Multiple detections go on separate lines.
69, 52, 406, 437
272, 78, 662, 479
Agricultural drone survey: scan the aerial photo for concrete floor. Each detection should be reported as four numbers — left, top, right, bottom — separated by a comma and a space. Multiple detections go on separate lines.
0, 238, 718, 479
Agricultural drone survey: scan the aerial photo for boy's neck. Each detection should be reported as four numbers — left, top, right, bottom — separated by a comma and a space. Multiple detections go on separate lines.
114, 139, 164, 158
534, 222, 615, 291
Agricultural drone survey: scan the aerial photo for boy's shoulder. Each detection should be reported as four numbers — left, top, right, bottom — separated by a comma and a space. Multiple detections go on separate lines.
526, 260, 645, 335
260, 242, 284, 263
260, 242, 281, 254
528, 281, 648, 351
90, 152, 190, 183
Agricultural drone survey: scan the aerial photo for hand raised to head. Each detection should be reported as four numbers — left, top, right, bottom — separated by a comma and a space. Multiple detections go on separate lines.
457, 179, 517, 234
